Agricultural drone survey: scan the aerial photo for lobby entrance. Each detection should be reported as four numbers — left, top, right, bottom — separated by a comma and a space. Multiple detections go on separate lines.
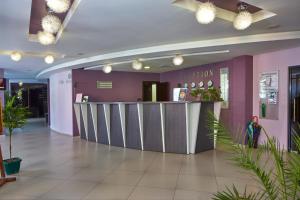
289, 66, 300, 152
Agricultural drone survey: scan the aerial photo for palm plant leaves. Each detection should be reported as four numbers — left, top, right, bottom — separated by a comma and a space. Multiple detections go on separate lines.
207, 111, 300, 200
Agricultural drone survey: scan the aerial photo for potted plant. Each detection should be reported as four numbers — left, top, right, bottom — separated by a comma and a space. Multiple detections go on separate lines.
3, 92, 29, 175
190, 87, 223, 102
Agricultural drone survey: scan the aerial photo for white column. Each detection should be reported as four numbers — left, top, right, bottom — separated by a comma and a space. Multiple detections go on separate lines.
188, 103, 201, 154
80, 103, 89, 140
213, 102, 222, 149
118, 103, 126, 148
90, 103, 98, 142
137, 103, 144, 150
160, 103, 165, 153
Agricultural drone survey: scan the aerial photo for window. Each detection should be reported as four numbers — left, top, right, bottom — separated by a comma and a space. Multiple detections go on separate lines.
220, 68, 229, 108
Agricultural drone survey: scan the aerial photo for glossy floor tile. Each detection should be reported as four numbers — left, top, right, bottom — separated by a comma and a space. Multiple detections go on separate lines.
0, 122, 261, 200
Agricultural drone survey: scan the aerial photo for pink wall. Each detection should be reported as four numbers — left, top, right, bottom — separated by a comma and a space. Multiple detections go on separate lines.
253, 46, 300, 149
49, 70, 73, 135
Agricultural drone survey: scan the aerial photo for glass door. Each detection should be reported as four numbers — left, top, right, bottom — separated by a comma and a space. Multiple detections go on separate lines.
289, 66, 300, 152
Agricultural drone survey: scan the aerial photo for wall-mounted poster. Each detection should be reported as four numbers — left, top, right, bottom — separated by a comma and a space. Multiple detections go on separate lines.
259, 71, 279, 120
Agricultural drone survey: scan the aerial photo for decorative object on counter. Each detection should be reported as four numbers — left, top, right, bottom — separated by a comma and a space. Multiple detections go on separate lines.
184, 83, 188, 88
75, 93, 83, 103
3, 92, 29, 175
207, 113, 300, 200
82, 96, 89, 103
177, 83, 182, 88
178, 88, 188, 101
191, 82, 196, 88
198, 81, 204, 88
190, 87, 223, 102
207, 80, 213, 88
0, 144, 16, 187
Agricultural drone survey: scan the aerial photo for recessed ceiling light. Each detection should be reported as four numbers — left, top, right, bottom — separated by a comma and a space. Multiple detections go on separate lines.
144, 66, 151, 70
195, 2, 216, 24
103, 64, 112, 73
38, 31, 55, 45
42, 14, 61, 34
10, 52, 22, 61
46, 0, 70, 13
45, 55, 55, 64
173, 55, 184, 66
132, 60, 143, 70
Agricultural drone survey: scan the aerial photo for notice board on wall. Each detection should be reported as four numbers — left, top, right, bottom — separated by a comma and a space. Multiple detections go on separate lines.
259, 71, 279, 120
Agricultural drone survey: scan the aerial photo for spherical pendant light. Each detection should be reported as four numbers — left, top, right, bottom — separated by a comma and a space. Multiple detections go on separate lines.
10, 52, 22, 61
173, 55, 184, 66
46, 0, 70, 13
38, 31, 55, 45
196, 2, 216, 24
45, 55, 55, 64
233, 10, 253, 30
103, 64, 112, 73
132, 60, 143, 70
42, 15, 61, 34
18, 81, 23, 87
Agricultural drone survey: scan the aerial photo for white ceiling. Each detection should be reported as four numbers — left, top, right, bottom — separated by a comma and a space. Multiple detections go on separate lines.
1, 0, 300, 78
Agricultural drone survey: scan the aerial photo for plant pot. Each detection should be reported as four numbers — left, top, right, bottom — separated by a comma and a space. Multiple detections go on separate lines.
3, 157, 22, 175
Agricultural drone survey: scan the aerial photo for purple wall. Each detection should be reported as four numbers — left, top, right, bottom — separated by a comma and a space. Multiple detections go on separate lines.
72, 55, 253, 137
160, 55, 253, 133
72, 70, 160, 102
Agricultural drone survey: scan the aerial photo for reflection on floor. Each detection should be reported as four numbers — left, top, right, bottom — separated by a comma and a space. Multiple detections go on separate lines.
0, 126, 259, 200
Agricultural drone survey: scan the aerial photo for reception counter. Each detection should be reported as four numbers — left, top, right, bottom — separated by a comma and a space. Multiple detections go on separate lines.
74, 102, 221, 154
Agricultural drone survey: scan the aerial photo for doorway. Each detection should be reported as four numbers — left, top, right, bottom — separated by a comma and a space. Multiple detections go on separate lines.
288, 66, 300, 151
142, 81, 169, 102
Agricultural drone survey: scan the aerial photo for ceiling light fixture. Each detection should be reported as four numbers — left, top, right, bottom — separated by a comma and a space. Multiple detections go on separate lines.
233, 3, 253, 30
103, 64, 112, 73
195, 2, 216, 24
132, 60, 143, 70
46, 0, 70, 13
144, 66, 151, 70
18, 82, 23, 87
10, 52, 22, 62
45, 55, 55, 64
37, 31, 55, 45
173, 54, 184, 66
41, 14, 61, 34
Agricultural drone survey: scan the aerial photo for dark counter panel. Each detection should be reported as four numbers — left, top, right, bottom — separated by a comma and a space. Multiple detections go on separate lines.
80, 106, 86, 140
164, 103, 187, 154
143, 104, 163, 152
97, 105, 109, 145
195, 102, 214, 153
87, 104, 96, 142
125, 104, 141, 150
110, 104, 124, 147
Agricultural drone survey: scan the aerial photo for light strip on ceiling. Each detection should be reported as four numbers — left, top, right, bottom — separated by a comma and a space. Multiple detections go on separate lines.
84, 50, 230, 70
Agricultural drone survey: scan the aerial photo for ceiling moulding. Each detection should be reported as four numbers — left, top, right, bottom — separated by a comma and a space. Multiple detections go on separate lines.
172, 0, 276, 23
28, 0, 82, 44
36, 31, 300, 79
0, 50, 64, 58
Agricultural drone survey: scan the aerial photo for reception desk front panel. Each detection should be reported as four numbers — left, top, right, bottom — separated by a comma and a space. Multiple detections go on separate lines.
74, 102, 221, 154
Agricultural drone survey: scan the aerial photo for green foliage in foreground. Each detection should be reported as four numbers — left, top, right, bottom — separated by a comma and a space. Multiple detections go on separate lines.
207, 112, 300, 200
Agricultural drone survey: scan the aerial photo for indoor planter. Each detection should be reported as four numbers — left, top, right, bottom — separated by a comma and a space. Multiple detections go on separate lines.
3, 92, 29, 175
190, 87, 223, 102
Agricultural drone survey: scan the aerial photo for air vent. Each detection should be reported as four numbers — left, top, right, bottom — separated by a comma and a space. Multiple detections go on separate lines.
96, 81, 112, 89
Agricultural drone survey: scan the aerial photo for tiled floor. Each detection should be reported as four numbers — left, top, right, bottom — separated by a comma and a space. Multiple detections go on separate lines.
0, 123, 259, 200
